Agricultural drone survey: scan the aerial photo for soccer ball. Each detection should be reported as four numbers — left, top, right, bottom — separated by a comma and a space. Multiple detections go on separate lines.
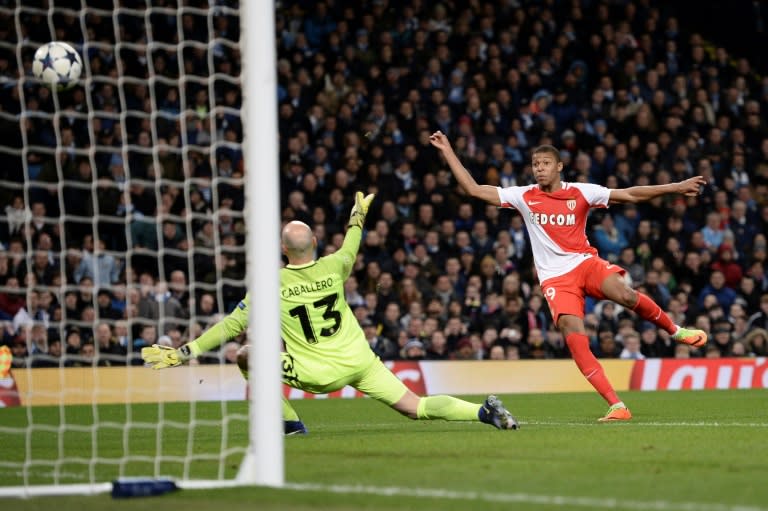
32, 42, 83, 90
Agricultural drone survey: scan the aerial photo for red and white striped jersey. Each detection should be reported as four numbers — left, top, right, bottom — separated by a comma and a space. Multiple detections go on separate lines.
497, 182, 611, 282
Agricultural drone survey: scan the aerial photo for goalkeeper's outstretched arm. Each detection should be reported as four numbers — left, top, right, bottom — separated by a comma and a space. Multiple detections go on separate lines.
142, 295, 250, 369
143, 192, 373, 369
336, 192, 374, 277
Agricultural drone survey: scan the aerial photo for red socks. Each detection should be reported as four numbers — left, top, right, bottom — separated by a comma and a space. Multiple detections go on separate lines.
631, 293, 676, 334
565, 333, 620, 405
561, 293, 672, 407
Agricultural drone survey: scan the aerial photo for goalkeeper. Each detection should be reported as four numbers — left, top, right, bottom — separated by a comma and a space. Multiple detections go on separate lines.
143, 192, 518, 434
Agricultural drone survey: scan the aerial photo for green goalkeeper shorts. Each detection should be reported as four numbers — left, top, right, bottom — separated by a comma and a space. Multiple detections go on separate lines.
281, 352, 408, 406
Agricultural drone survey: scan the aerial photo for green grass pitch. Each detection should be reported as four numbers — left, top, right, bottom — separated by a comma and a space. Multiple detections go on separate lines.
2, 389, 767, 511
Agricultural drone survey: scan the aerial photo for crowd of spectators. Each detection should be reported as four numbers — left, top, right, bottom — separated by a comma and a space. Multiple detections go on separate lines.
1, 0, 768, 369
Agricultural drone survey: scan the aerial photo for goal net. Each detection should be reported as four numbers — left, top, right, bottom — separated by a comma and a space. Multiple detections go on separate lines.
0, 0, 281, 497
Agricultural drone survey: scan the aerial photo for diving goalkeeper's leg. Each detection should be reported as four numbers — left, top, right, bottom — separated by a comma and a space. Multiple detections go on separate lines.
282, 397, 308, 435
237, 345, 307, 435
397, 391, 518, 430
357, 358, 518, 430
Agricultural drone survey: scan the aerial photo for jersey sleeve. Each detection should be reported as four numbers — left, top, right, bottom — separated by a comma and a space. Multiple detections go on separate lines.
573, 183, 611, 208
331, 226, 361, 279
186, 294, 250, 356
497, 186, 522, 210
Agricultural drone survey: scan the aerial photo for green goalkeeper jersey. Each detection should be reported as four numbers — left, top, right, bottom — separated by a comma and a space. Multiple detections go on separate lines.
279, 226, 375, 383
188, 226, 374, 384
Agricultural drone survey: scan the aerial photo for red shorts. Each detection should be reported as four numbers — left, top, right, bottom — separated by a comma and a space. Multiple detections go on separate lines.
540, 257, 626, 323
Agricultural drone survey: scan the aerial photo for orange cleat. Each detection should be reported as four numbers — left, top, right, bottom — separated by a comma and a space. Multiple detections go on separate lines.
672, 327, 707, 348
598, 404, 632, 422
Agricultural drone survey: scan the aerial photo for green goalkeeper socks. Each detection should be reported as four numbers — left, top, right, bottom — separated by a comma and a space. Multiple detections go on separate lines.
282, 396, 301, 422
416, 395, 481, 421
237, 360, 300, 423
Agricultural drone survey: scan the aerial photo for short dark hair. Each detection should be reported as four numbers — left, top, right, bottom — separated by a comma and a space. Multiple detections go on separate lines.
531, 144, 562, 163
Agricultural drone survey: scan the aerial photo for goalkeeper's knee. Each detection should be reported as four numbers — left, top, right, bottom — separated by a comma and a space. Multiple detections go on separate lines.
237, 345, 249, 380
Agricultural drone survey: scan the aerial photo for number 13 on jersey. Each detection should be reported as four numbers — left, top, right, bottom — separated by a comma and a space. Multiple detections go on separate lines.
288, 293, 342, 344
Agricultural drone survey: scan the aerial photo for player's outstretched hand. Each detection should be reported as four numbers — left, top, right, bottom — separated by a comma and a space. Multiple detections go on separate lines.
142, 344, 186, 369
678, 176, 707, 196
429, 131, 452, 152
348, 191, 375, 229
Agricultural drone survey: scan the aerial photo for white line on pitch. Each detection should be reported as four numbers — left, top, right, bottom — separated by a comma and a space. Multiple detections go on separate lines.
526, 421, 768, 427
285, 482, 768, 511
311, 420, 768, 431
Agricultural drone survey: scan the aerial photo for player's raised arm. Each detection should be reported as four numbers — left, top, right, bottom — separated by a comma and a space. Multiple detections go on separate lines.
608, 176, 707, 204
429, 131, 501, 206
335, 191, 374, 276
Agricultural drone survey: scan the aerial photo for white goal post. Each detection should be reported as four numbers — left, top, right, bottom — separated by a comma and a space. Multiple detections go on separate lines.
241, 0, 284, 487
0, 0, 282, 497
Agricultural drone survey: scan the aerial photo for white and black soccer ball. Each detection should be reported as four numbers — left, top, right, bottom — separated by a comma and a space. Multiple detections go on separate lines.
32, 42, 83, 90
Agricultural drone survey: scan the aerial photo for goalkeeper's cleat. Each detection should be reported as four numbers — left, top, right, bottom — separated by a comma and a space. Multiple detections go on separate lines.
284, 420, 308, 436
672, 327, 707, 348
598, 404, 632, 422
479, 395, 519, 430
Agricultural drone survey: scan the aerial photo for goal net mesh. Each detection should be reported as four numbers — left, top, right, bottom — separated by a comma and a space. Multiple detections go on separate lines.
0, 0, 254, 494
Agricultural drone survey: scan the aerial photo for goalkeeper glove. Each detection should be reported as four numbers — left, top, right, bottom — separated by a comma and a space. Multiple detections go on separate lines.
347, 191, 375, 229
141, 344, 196, 370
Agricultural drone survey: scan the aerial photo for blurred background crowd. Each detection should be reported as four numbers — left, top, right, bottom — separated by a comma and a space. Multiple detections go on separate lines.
1, 0, 767, 368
